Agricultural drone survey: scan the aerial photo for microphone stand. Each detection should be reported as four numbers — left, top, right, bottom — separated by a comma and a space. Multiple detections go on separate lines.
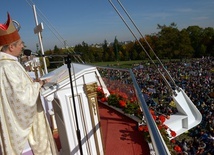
64, 54, 83, 155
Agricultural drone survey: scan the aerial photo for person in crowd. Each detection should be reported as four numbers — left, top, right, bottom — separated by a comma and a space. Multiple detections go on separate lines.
0, 13, 58, 155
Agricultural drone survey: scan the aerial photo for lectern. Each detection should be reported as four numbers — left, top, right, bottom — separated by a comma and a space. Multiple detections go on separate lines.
40, 63, 109, 155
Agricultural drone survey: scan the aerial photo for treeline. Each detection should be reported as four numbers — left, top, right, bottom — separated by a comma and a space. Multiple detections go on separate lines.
44, 23, 214, 68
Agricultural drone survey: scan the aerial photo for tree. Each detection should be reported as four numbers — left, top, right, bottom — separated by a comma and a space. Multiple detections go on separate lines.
177, 29, 194, 58
125, 41, 134, 60
43, 23, 214, 64
139, 35, 157, 60
54, 45, 59, 52
201, 27, 214, 56
90, 46, 103, 62
107, 46, 115, 61
130, 49, 138, 60
113, 37, 120, 61
186, 26, 203, 57
156, 23, 180, 59
74, 41, 92, 62
102, 39, 109, 61
138, 51, 146, 60
120, 45, 129, 61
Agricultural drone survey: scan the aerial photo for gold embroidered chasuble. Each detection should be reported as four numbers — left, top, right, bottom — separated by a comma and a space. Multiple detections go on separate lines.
0, 52, 58, 155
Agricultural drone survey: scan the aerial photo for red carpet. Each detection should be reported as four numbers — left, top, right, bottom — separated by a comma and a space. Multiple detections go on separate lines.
98, 102, 150, 155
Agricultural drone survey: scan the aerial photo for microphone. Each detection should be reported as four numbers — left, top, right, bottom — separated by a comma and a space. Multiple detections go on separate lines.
23, 49, 32, 56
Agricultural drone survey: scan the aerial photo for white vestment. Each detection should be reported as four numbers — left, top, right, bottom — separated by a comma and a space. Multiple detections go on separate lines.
0, 52, 58, 155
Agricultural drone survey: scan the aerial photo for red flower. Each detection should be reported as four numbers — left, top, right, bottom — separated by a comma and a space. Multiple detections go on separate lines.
170, 139, 176, 144
159, 115, 166, 123
149, 109, 157, 120
119, 92, 128, 99
97, 86, 102, 91
157, 125, 163, 130
162, 124, 169, 130
101, 97, 107, 102
170, 130, 176, 137
138, 125, 143, 131
149, 109, 155, 115
109, 90, 116, 94
119, 100, 126, 107
138, 125, 149, 132
174, 145, 182, 152
141, 125, 148, 132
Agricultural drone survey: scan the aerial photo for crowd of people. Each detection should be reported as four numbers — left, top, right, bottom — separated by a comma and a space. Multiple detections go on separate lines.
98, 56, 214, 155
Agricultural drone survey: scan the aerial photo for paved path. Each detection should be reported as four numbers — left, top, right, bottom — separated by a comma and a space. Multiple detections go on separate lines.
98, 102, 150, 155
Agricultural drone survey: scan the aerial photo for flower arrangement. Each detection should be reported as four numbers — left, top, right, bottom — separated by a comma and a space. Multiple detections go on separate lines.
105, 89, 142, 117
97, 85, 144, 118
96, 86, 107, 102
97, 86, 177, 139
138, 109, 176, 142
96, 86, 177, 153
138, 108, 178, 154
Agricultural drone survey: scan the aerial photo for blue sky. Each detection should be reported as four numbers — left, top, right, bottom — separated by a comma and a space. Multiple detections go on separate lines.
1, 0, 214, 52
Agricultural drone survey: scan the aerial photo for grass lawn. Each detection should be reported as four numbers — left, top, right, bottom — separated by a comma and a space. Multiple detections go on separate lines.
90, 59, 181, 69
90, 60, 146, 68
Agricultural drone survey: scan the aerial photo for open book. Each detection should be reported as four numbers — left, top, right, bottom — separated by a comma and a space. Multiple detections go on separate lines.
40, 64, 69, 86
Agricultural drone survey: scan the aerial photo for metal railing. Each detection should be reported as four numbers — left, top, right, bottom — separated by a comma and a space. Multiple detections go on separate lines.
129, 69, 170, 155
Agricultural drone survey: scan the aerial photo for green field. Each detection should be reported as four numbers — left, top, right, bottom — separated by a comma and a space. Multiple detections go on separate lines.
90, 60, 146, 68
90, 59, 181, 69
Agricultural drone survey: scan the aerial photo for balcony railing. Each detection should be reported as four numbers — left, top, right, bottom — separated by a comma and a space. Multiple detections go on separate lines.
97, 66, 171, 154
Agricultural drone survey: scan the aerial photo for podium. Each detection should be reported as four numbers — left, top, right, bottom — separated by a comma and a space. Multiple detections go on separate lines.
41, 63, 109, 155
